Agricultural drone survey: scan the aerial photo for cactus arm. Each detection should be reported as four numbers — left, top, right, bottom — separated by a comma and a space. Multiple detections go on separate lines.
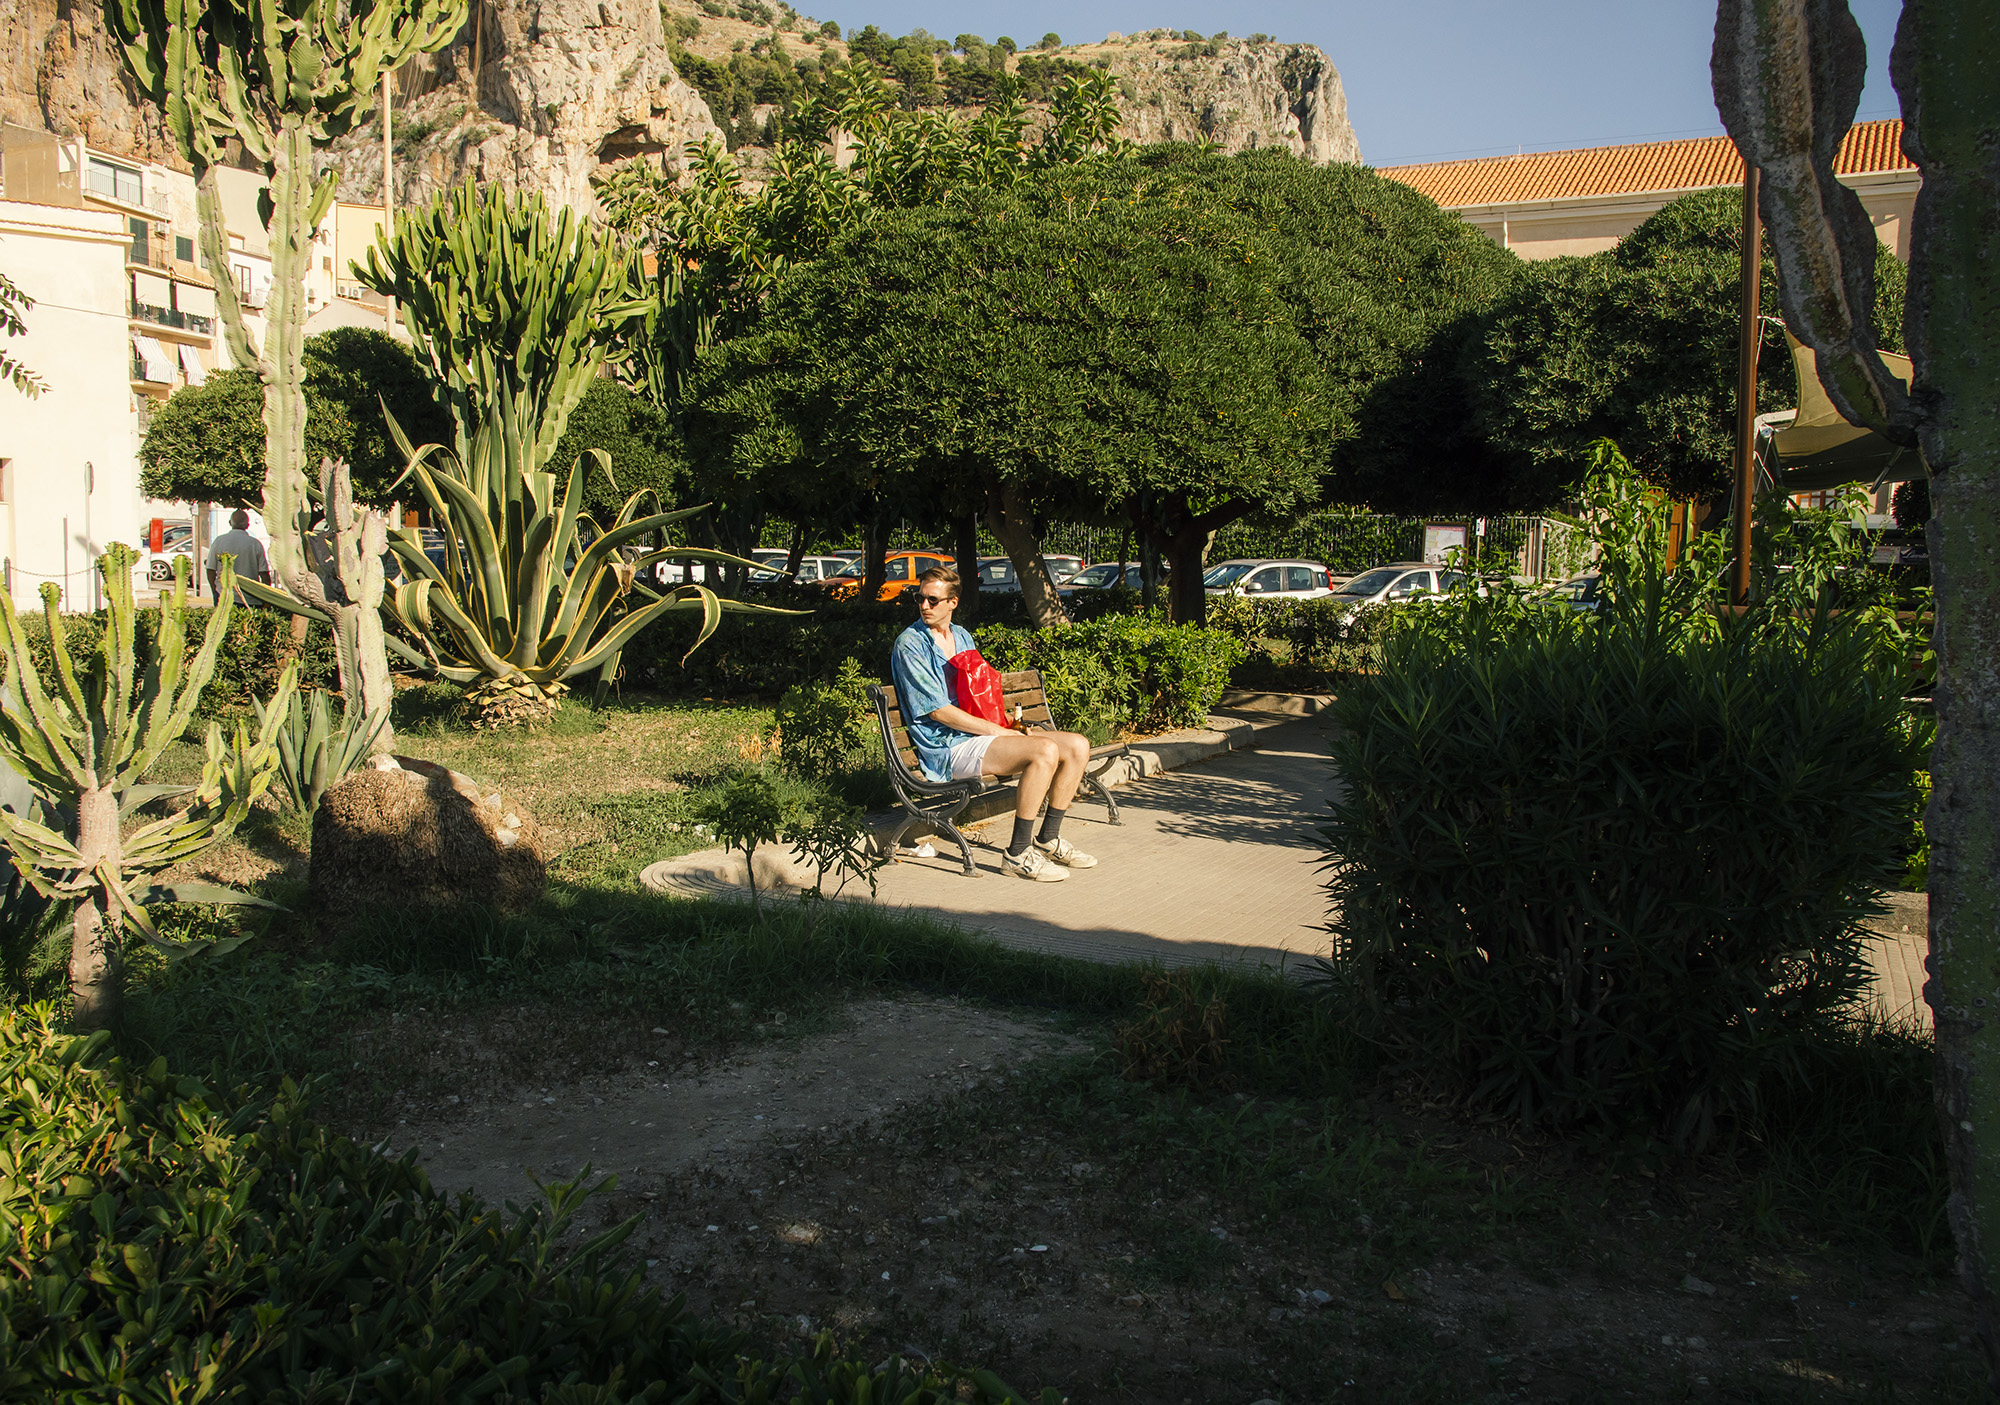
1712, 0, 1916, 443
124, 559, 236, 782
0, 593, 86, 791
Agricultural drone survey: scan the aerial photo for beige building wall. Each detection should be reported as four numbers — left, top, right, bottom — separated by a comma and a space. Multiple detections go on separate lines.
1454, 170, 1920, 262
0, 201, 147, 611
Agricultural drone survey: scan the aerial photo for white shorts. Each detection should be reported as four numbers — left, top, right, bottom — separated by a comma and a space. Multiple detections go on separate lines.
947, 732, 1000, 781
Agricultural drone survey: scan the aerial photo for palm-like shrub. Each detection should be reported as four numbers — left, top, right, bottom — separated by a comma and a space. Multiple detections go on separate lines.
0, 548, 296, 1027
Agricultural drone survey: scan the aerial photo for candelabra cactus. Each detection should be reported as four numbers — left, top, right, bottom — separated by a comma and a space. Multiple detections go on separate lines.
0, 547, 298, 1028
102, 0, 465, 714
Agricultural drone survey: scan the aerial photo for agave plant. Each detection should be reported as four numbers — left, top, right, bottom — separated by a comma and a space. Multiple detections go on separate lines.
387, 443, 771, 726
254, 688, 389, 819
0, 547, 296, 1027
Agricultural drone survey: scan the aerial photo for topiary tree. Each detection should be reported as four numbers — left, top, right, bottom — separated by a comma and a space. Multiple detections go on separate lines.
139, 326, 451, 509
1711, 0, 2000, 1376
0, 547, 297, 1028
1465, 187, 1907, 507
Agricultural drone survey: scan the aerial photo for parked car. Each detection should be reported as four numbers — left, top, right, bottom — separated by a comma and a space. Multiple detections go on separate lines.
1541, 572, 1603, 612
821, 550, 954, 601
1322, 562, 1466, 610
131, 536, 196, 588
975, 555, 1088, 592
1202, 558, 1338, 599
1063, 562, 1161, 591
749, 554, 846, 584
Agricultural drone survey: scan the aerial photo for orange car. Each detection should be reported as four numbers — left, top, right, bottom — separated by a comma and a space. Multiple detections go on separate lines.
820, 550, 955, 602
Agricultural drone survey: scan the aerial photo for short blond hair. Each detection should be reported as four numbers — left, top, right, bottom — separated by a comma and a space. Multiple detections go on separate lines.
917, 564, 959, 597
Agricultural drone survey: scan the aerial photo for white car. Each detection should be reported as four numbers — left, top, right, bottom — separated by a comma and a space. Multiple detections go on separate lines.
1202, 558, 1337, 599
132, 537, 196, 589
749, 554, 846, 583
1324, 562, 1468, 609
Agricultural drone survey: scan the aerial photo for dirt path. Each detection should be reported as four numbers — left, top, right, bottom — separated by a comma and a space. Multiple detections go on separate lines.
391, 996, 1082, 1209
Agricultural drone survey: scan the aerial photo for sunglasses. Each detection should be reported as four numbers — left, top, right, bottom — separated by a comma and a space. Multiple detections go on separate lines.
915, 592, 953, 607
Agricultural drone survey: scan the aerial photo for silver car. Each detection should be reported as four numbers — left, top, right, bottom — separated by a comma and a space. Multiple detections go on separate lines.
1327, 563, 1467, 609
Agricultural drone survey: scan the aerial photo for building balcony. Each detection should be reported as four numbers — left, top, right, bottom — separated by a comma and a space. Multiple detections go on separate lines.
130, 299, 214, 337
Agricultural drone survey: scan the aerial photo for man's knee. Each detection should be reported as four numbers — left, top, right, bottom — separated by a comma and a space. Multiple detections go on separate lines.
1027, 735, 1061, 767
1059, 731, 1089, 762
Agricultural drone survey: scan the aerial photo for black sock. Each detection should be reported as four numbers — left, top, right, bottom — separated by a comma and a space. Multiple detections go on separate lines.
1008, 816, 1036, 856
1038, 807, 1066, 845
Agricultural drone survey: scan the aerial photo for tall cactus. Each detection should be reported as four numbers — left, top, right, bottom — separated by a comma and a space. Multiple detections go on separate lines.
0, 547, 298, 1029
102, 0, 465, 684
1714, 0, 2000, 1381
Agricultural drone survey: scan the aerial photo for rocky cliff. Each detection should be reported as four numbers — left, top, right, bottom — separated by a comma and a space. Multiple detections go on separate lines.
3, 5, 1360, 213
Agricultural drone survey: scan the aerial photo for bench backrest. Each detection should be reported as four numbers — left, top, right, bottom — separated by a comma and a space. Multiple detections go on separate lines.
872, 669, 1056, 781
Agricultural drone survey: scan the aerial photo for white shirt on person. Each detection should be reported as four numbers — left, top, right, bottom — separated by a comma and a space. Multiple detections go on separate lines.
207, 529, 269, 580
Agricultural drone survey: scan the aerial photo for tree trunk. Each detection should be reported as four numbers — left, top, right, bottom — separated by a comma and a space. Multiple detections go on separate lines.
862, 510, 887, 603
67, 785, 120, 1029
985, 480, 1068, 628
1160, 520, 1211, 626
951, 512, 981, 624
1713, 0, 2000, 1380
784, 520, 807, 578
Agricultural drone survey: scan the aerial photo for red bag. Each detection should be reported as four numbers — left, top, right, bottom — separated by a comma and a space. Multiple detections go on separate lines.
947, 649, 1009, 727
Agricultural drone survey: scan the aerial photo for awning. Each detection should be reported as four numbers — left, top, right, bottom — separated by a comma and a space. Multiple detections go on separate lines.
131, 334, 174, 384
178, 344, 208, 386
1773, 333, 1921, 492
132, 269, 171, 306
174, 281, 216, 317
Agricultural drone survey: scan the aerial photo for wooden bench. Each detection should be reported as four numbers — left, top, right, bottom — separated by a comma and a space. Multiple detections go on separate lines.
868, 669, 1128, 876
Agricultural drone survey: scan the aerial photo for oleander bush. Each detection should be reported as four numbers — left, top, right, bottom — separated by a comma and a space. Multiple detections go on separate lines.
1322, 444, 1927, 1146
0, 1003, 1051, 1403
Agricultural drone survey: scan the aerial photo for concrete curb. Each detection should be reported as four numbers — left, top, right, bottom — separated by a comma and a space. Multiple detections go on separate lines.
888, 692, 1334, 840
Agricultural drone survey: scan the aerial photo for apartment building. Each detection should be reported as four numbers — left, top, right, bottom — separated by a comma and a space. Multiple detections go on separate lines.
0, 122, 398, 609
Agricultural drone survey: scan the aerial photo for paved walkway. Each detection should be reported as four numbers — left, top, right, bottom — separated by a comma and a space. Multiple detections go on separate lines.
864, 716, 1340, 971
643, 708, 1933, 1027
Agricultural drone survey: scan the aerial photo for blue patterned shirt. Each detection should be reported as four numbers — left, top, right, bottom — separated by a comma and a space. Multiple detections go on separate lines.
890, 620, 976, 782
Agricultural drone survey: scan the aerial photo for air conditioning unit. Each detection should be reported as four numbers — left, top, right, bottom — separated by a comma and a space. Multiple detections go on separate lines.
337, 282, 366, 300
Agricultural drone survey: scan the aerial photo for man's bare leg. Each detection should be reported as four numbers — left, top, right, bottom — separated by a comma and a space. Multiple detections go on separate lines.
978, 730, 1097, 872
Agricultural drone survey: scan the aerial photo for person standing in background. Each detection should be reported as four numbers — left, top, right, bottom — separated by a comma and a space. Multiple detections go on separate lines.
206, 509, 271, 602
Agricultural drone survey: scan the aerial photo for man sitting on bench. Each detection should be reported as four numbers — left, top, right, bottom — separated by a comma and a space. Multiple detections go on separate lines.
889, 566, 1098, 883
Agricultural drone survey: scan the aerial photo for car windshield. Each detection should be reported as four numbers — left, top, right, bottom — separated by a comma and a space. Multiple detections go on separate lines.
1071, 565, 1118, 587
1203, 562, 1256, 588
829, 560, 866, 578
1337, 567, 1403, 597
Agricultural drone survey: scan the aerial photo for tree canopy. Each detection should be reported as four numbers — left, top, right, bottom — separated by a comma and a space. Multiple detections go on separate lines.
685, 162, 1334, 623
139, 326, 449, 508
1464, 187, 1908, 507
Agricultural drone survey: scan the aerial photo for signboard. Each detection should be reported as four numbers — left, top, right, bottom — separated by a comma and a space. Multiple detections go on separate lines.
1422, 522, 1468, 564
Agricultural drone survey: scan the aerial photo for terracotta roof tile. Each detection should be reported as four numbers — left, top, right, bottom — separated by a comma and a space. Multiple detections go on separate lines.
1379, 119, 1913, 209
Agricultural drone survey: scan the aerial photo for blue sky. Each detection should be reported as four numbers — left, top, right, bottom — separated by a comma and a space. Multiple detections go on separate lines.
814, 0, 1906, 167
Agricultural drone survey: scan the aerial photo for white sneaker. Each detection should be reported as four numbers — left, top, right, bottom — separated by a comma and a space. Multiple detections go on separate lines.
1002, 847, 1069, 882
1034, 835, 1098, 868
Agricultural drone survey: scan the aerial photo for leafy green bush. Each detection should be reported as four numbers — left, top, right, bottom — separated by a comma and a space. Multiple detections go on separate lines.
1322, 444, 1927, 1146
979, 616, 1245, 736
0, 1003, 1052, 1402
772, 656, 871, 783
1208, 594, 1402, 681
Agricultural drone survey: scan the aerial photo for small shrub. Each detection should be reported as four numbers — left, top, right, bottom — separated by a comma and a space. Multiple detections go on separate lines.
773, 656, 871, 782
699, 765, 787, 917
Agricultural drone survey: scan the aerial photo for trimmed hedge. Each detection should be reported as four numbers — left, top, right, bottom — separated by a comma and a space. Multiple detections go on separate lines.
1322, 601, 1924, 1145
978, 616, 1245, 738
0, 1004, 1052, 1403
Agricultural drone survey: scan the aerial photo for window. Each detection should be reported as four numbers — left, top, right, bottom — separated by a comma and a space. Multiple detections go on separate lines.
1285, 565, 1318, 591
1387, 571, 1432, 599
88, 158, 143, 206
323, 256, 333, 272
127, 216, 148, 265
884, 558, 911, 581
175, 236, 194, 262
235, 264, 251, 296
981, 560, 1012, 584
0, 459, 9, 503
1245, 567, 1281, 594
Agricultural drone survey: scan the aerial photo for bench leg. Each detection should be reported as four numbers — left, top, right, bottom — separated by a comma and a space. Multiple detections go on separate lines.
1086, 772, 1122, 825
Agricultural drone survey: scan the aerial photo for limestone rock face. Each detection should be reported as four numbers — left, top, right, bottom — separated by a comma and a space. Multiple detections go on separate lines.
309, 755, 545, 937
319, 0, 722, 212
0, 0, 179, 164
1079, 36, 1363, 165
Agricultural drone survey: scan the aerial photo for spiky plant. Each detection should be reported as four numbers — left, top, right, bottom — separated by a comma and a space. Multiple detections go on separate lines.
360, 183, 789, 725
102, 0, 464, 733
0, 547, 297, 1028
254, 688, 389, 819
